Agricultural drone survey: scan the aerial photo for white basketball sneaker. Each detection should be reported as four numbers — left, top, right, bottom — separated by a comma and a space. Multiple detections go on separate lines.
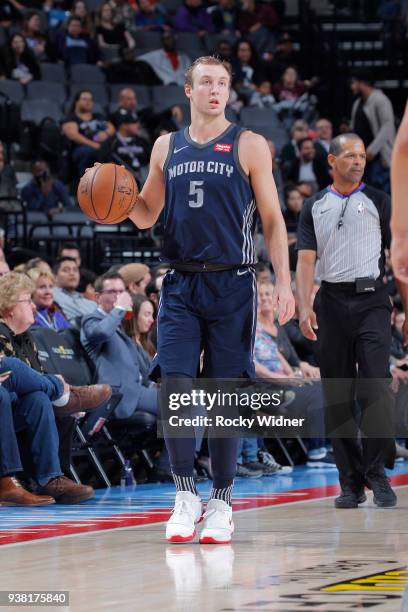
166, 491, 203, 543
199, 499, 234, 544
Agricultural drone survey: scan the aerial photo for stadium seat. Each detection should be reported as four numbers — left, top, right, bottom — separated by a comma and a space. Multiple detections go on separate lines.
109, 84, 152, 110
40, 62, 66, 82
134, 31, 162, 50
151, 85, 186, 112
248, 125, 290, 153
26, 81, 66, 105
21, 99, 64, 125
175, 33, 206, 60
240, 107, 282, 128
70, 63, 106, 84
204, 33, 237, 54
0, 80, 24, 105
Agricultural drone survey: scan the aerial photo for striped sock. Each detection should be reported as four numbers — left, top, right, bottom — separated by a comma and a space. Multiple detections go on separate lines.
172, 473, 198, 496
210, 484, 233, 506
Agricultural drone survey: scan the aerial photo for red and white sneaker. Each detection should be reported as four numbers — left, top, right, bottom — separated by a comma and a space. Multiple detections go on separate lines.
166, 491, 203, 543
199, 499, 234, 544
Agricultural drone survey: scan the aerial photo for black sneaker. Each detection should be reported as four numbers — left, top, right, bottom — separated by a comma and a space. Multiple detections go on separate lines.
236, 463, 263, 478
335, 486, 367, 509
366, 472, 397, 508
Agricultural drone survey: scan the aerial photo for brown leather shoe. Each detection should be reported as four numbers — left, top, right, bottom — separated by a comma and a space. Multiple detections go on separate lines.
38, 476, 94, 504
53, 384, 112, 416
0, 476, 55, 506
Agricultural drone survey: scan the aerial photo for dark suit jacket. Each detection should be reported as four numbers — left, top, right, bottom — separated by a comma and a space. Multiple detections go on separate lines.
284, 156, 331, 190
81, 307, 145, 419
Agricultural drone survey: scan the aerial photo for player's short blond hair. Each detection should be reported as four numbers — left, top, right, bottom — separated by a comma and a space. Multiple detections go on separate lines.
185, 56, 232, 88
0, 272, 34, 318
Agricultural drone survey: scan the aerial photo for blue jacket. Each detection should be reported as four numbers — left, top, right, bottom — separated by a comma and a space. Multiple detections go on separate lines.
80, 307, 143, 419
22, 179, 72, 212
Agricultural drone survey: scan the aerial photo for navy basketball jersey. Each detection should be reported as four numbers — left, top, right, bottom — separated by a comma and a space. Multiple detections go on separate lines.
162, 124, 257, 265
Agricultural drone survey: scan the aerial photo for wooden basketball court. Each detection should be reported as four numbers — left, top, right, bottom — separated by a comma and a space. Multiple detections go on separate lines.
1, 466, 408, 611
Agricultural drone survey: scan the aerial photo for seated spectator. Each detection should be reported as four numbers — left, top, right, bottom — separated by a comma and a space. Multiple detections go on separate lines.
283, 185, 304, 237
21, 160, 72, 214
237, 0, 279, 52
269, 32, 302, 77
27, 268, 70, 331
314, 117, 333, 157
272, 66, 306, 104
0, 32, 40, 84
44, 0, 70, 29
78, 268, 97, 302
210, 0, 239, 36
231, 39, 263, 102
256, 281, 334, 467
173, 0, 214, 36
55, 16, 100, 66
138, 31, 191, 86
96, 2, 135, 52
0, 360, 89, 506
81, 272, 158, 419
58, 242, 81, 268
123, 293, 155, 356
214, 38, 233, 62
110, 87, 139, 128
249, 79, 275, 108
70, 0, 95, 37
62, 90, 115, 176
281, 119, 309, 170
119, 262, 151, 295
135, 0, 169, 32
0, 1, 23, 29
24, 257, 53, 275
284, 137, 331, 193
110, 111, 150, 183
22, 10, 52, 61
53, 256, 97, 321
0, 148, 17, 200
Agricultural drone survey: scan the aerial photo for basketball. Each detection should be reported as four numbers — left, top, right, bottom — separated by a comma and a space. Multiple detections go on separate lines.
77, 163, 138, 224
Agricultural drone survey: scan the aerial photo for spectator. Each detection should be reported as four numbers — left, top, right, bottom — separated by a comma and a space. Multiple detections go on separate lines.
280, 119, 309, 170
110, 87, 139, 128
70, 0, 95, 37
24, 257, 53, 275
58, 242, 81, 268
0, 147, 17, 199
237, 0, 279, 52
231, 39, 263, 102
249, 79, 275, 108
314, 117, 333, 157
271, 32, 302, 73
0, 32, 41, 83
96, 2, 135, 51
285, 137, 331, 193
283, 185, 304, 237
210, 0, 239, 36
214, 38, 233, 62
44, 0, 70, 29
119, 262, 151, 295
62, 90, 115, 176
123, 293, 155, 361
135, 0, 168, 31
27, 268, 70, 331
77, 268, 97, 302
53, 257, 97, 321
55, 16, 100, 66
81, 272, 158, 419
138, 31, 191, 86
21, 160, 72, 214
350, 71, 396, 192
110, 111, 150, 181
22, 10, 51, 61
173, 0, 214, 36
272, 66, 306, 104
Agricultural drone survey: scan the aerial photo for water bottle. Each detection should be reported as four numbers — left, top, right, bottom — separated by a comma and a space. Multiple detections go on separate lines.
120, 460, 136, 488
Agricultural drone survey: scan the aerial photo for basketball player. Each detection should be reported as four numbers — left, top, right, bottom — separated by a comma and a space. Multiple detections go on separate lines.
89, 57, 294, 543
391, 102, 408, 293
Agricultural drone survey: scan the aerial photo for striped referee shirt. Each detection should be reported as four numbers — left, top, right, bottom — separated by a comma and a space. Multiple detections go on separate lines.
296, 183, 391, 282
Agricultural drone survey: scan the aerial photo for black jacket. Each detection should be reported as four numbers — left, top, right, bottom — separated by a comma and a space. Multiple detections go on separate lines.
0, 322, 42, 372
285, 156, 331, 190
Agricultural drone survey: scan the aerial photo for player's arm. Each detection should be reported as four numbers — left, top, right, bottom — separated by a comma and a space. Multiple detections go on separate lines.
239, 131, 294, 324
128, 133, 170, 229
391, 101, 408, 283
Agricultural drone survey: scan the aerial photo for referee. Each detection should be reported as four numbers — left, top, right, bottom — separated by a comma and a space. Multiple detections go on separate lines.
296, 133, 405, 509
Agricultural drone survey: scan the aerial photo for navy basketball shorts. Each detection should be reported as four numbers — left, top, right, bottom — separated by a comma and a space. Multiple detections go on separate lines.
150, 267, 257, 379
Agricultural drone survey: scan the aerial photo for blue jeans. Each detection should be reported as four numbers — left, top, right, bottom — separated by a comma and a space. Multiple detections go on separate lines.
238, 437, 259, 464
1, 357, 64, 485
0, 387, 22, 477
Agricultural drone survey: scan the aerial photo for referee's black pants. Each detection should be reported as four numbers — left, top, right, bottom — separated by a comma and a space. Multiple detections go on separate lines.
314, 282, 395, 490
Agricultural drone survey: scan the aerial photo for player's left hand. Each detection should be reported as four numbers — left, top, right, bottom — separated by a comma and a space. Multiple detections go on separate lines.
391, 235, 408, 284
272, 282, 295, 325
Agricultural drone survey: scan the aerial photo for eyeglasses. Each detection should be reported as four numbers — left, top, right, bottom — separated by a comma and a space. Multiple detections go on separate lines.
101, 289, 125, 295
17, 298, 34, 305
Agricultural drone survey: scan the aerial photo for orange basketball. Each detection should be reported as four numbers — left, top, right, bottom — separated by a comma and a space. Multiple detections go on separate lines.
77, 163, 138, 224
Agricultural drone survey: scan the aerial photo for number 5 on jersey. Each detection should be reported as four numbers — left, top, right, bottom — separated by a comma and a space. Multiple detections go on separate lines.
189, 180, 204, 208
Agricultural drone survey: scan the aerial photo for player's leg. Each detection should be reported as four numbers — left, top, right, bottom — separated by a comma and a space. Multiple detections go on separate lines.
152, 271, 203, 542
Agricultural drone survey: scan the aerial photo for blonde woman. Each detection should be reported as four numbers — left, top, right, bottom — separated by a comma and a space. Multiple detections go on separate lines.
27, 268, 70, 331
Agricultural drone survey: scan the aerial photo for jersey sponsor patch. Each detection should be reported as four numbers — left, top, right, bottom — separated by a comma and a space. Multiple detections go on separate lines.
214, 143, 232, 153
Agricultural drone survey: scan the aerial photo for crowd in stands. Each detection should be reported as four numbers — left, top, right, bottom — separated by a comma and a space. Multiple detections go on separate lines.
0, 0, 408, 503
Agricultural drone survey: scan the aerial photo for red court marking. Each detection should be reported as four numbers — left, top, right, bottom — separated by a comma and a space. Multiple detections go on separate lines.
1, 473, 407, 547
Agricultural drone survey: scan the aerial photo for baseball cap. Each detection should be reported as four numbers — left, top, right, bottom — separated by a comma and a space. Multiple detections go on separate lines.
116, 108, 139, 126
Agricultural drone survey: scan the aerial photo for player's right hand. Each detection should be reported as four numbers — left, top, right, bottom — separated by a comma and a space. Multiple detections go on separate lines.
299, 308, 318, 341
115, 291, 133, 312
